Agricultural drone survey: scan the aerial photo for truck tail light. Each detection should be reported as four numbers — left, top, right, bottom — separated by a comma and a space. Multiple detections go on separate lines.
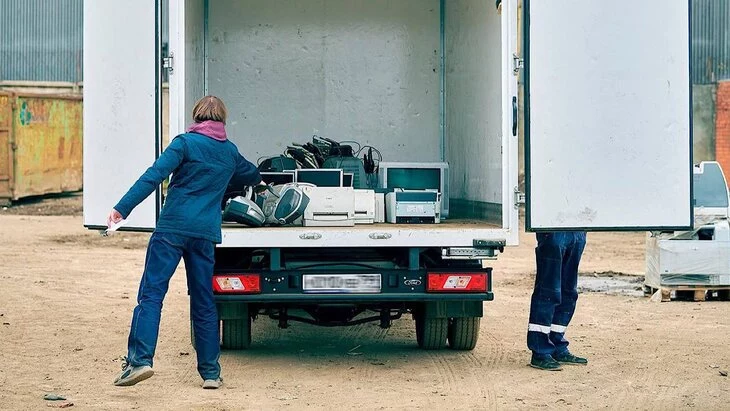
427, 273, 488, 292
212, 274, 261, 294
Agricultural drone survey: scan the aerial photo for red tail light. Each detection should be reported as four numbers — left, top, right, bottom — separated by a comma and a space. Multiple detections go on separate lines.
212, 274, 261, 294
427, 273, 487, 292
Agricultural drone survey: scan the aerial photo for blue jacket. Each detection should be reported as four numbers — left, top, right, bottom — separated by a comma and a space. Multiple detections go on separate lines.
114, 132, 261, 243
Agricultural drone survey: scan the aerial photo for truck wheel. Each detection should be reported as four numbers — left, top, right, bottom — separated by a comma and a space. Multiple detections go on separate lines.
448, 317, 480, 350
221, 318, 251, 350
415, 314, 448, 350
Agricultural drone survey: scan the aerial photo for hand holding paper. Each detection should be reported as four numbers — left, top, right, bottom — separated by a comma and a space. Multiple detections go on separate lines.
102, 208, 127, 235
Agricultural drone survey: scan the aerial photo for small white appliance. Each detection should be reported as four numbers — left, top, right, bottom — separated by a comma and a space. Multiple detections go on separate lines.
259, 183, 311, 225
353, 189, 376, 224
385, 189, 441, 224
374, 193, 385, 223
222, 196, 266, 227
302, 186, 356, 227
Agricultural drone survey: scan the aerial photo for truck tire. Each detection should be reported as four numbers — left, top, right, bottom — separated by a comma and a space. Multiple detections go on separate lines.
448, 317, 480, 350
415, 314, 448, 350
221, 318, 251, 350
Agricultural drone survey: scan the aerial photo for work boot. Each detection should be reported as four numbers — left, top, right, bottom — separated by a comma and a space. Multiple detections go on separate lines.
553, 351, 588, 365
114, 358, 154, 386
530, 354, 562, 371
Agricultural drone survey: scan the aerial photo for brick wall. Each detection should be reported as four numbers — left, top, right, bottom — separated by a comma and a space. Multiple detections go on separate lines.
716, 81, 730, 174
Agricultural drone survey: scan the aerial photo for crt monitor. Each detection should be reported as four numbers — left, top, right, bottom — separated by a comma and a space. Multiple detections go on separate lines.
261, 172, 295, 185
377, 162, 449, 218
295, 169, 343, 187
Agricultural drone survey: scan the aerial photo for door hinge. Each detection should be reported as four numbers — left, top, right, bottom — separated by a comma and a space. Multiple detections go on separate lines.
514, 186, 525, 208
513, 53, 524, 76
162, 53, 174, 74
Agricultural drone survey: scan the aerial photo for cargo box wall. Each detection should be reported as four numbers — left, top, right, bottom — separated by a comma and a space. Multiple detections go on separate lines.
169, 0, 519, 248
445, 0, 505, 223
207, 0, 442, 163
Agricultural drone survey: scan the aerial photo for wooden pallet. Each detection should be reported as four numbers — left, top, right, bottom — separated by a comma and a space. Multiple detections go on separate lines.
643, 285, 730, 302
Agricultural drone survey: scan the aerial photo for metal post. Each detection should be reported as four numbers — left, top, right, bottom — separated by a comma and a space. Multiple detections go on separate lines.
270, 248, 282, 271
409, 248, 420, 271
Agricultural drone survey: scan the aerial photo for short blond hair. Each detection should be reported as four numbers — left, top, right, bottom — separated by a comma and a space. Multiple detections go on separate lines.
192, 95, 228, 124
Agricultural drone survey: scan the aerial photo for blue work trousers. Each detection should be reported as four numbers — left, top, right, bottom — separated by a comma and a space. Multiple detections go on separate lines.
527, 231, 586, 359
126, 232, 221, 380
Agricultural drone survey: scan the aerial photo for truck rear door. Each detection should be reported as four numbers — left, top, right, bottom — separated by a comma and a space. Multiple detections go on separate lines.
524, 0, 692, 231
82, 0, 162, 231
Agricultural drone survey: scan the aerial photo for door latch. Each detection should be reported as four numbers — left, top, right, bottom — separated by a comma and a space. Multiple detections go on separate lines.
514, 186, 525, 209
162, 53, 174, 74
512, 53, 523, 76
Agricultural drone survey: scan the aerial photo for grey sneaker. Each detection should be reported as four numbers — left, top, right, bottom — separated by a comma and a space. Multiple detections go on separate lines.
114, 358, 154, 387
202, 378, 223, 389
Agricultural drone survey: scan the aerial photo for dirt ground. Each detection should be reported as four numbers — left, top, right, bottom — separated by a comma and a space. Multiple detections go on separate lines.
0, 197, 729, 410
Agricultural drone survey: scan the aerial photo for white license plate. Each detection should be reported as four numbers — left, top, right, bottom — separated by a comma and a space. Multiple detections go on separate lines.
302, 274, 382, 294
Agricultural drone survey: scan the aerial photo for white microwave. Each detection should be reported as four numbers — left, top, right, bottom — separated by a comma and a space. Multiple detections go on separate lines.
377, 162, 449, 219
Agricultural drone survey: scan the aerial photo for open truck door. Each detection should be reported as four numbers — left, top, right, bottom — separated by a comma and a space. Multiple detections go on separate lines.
524, 0, 692, 231
83, 0, 163, 231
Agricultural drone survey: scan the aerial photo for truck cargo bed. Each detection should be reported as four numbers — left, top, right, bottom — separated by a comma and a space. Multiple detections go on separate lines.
220, 219, 508, 248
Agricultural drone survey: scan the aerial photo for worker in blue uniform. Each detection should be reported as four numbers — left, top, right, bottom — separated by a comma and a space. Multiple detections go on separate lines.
527, 232, 589, 370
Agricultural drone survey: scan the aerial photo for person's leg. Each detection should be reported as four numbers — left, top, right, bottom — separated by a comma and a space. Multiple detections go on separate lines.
527, 233, 565, 369
550, 232, 588, 364
116, 232, 184, 386
183, 237, 221, 384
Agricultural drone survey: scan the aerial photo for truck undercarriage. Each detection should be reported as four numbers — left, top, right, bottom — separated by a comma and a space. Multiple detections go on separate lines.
194, 247, 494, 351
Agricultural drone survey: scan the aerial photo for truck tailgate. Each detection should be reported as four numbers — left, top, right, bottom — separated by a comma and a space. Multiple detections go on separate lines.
220, 221, 511, 248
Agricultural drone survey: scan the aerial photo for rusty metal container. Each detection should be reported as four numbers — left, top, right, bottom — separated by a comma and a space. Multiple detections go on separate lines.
0, 92, 83, 205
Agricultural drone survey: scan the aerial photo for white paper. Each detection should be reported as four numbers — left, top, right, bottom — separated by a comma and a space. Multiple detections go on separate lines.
104, 219, 128, 234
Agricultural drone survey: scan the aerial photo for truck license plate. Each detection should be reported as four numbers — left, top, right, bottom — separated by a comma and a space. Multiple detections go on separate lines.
302, 274, 381, 294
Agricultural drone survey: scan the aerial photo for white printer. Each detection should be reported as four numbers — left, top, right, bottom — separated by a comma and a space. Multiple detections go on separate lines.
374, 192, 385, 223
302, 186, 356, 227
385, 189, 441, 224
353, 189, 376, 224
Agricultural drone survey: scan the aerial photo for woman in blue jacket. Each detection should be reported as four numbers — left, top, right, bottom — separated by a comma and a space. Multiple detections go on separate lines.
108, 96, 262, 389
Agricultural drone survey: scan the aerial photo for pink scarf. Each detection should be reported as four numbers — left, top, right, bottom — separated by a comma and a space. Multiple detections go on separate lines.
187, 120, 227, 141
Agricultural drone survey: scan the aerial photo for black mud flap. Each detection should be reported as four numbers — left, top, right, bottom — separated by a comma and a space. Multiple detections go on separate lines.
423, 300, 484, 319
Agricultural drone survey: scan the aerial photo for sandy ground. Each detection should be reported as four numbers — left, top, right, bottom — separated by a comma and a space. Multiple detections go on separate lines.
0, 197, 729, 410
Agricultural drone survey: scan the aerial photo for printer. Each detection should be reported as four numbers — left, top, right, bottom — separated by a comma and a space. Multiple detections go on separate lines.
385, 189, 441, 224
353, 189, 376, 224
302, 186, 356, 227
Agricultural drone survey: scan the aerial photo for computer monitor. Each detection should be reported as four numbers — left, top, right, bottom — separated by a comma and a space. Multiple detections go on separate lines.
295, 169, 343, 187
343, 173, 354, 187
261, 171, 295, 185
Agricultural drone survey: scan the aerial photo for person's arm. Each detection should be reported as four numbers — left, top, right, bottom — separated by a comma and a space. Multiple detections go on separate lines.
112, 136, 187, 220
233, 154, 263, 187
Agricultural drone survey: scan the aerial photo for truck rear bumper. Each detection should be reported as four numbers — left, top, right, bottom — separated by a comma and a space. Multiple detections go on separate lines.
212, 267, 493, 304
214, 292, 493, 304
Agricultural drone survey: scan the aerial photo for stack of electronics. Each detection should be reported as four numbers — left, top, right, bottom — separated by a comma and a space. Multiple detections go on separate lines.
378, 162, 449, 223
224, 135, 450, 227
256, 136, 379, 190
222, 167, 386, 228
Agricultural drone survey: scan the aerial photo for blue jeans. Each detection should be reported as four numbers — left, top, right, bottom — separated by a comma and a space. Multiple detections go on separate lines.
126, 232, 221, 380
527, 232, 586, 358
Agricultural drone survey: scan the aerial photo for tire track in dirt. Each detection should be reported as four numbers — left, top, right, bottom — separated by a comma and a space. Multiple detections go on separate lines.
604, 362, 689, 410
423, 350, 497, 408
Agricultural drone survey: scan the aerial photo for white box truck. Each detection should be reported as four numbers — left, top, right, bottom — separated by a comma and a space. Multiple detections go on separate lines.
83, 0, 693, 350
